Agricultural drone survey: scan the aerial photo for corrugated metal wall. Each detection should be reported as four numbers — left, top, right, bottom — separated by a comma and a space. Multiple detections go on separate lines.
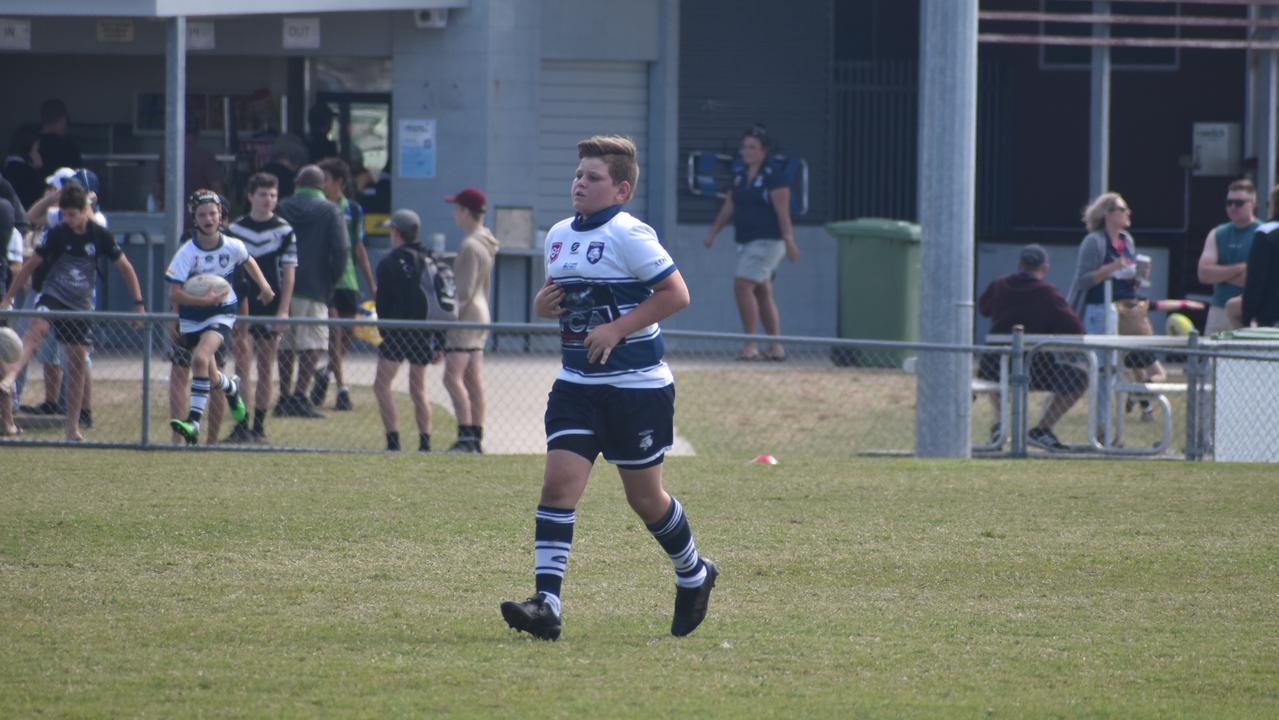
677, 0, 833, 226
537, 60, 650, 231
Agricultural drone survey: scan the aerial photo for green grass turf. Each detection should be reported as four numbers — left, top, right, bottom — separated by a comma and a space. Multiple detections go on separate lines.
2, 450, 1276, 718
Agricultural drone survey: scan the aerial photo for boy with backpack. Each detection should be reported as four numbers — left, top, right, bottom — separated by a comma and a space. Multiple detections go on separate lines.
371, 209, 456, 452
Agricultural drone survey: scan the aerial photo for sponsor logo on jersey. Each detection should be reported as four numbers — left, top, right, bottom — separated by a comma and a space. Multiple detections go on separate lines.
586, 241, 604, 264
219, 253, 230, 268
570, 242, 580, 254
549, 242, 563, 262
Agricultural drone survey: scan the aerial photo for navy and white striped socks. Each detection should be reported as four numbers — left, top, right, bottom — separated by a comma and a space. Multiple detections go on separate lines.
187, 377, 211, 425
646, 496, 707, 588
534, 505, 575, 616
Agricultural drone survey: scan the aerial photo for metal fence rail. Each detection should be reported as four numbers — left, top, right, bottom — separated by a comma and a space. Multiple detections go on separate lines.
3, 309, 1278, 463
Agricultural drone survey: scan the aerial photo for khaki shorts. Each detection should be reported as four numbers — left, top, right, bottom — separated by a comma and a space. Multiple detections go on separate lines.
734, 239, 786, 283
1204, 304, 1237, 337
286, 297, 329, 351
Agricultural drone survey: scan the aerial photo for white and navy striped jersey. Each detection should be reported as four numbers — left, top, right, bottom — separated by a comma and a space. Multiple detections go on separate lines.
227, 214, 297, 293
545, 206, 677, 389
165, 233, 249, 334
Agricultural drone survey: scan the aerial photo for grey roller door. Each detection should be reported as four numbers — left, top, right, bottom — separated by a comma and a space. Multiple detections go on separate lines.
537, 60, 649, 231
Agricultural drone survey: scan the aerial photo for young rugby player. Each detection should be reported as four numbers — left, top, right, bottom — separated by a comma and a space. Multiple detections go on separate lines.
0, 183, 144, 441
500, 136, 717, 641
166, 190, 274, 445
224, 173, 296, 443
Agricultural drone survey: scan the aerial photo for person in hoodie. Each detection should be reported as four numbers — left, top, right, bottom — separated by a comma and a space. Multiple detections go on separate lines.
273, 164, 350, 419
977, 244, 1088, 452
441, 187, 499, 454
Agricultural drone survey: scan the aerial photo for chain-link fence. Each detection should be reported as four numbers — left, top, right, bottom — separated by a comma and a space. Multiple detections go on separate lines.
3, 309, 1279, 462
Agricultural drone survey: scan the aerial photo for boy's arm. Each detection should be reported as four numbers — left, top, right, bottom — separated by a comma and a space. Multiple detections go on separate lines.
0, 254, 43, 310
704, 195, 734, 247
241, 256, 276, 305
355, 241, 376, 296
277, 265, 295, 318
583, 270, 690, 364
24, 189, 58, 228
112, 255, 146, 313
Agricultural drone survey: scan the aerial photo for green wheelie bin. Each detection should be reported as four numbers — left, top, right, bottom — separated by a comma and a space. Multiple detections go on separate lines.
824, 218, 921, 367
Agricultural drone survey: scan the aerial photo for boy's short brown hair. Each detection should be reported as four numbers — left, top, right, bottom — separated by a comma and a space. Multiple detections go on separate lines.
577, 135, 639, 199
1229, 178, 1256, 198
317, 157, 351, 186
247, 172, 279, 195
58, 183, 88, 211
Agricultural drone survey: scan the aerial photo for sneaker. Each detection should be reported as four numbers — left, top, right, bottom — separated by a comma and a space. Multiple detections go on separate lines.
1028, 427, 1068, 451
447, 440, 479, 454
226, 376, 247, 424
250, 428, 268, 444
224, 423, 253, 444
309, 369, 330, 407
334, 388, 352, 411
500, 595, 562, 641
273, 394, 298, 417
170, 418, 199, 446
289, 393, 325, 419
19, 401, 60, 415
671, 560, 719, 637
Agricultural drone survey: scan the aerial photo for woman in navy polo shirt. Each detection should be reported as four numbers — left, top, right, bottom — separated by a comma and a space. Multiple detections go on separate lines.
704, 125, 798, 361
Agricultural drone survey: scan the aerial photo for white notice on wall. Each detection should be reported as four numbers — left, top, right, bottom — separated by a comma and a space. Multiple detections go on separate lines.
97, 18, 135, 43
188, 21, 215, 50
399, 119, 437, 179
282, 17, 320, 49
0, 18, 31, 50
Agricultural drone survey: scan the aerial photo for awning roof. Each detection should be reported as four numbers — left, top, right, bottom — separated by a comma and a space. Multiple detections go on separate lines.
2, 0, 467, 18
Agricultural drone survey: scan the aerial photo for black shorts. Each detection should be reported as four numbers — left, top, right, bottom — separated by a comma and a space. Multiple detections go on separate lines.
978, 352, 1088, 395
544, 379, 675, 469
248, 322, 279, 340
170, 325, 230, 368
378, 329, 440, 366
331, 288, 361, 317
37, 295, 93, 346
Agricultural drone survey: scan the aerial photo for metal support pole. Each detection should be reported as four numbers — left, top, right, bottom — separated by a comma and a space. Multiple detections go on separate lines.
1009, 326, 1027, 458
1089, 1, 1111, 200
1258, 15, 1277, 197
916, 0, 977, 458
1184, 331, 1202, 461
141, 314, 152, 448
164, 16, 187, 262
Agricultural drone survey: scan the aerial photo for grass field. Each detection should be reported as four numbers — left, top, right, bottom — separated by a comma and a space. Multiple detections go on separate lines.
2, 449, 1276, 718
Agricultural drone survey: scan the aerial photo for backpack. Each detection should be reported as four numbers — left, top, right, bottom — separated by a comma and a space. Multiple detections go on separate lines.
417, 250, 458, 322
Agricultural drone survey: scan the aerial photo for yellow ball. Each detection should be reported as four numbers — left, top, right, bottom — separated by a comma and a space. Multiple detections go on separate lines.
1165, 312, 1194, 336
354, 300, 382, 346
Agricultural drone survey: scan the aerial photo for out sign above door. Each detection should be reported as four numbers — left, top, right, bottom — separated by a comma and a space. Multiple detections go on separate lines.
283, 17, 320, 50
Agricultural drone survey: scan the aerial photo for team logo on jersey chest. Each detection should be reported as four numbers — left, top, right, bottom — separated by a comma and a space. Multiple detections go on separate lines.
570, 242, 581, 254
549, 242, 563, 262
586, 241, 604, 264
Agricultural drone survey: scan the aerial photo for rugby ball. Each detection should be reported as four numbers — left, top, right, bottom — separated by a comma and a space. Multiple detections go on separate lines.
0, 326, 21, 364
183, 273, 231, 298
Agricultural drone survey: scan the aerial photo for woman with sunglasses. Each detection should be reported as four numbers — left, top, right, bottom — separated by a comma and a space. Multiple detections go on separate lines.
703, 124, 798, 361
1067, 191, 1165, 424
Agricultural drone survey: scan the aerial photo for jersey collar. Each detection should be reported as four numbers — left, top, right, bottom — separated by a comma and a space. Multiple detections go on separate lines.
571, 204, 623, 232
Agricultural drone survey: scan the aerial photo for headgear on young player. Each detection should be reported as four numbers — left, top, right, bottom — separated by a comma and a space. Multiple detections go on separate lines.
186, 188, 228, 225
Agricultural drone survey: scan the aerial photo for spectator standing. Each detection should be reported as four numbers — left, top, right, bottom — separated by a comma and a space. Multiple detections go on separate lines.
978, 244, 1088, 451
4, 125, 44, 208
1197, 179, 1259, 335
261, 134, 308, 199
372, 209, 441, 452
273, 165, 349, 418
222, 173, 296, 443
1241, 184, 1279, 328
442, 187, 498, 453
0, 198, 20, 437
309, 158, 374, 412
0, 184, 144, 442
703, 124, 799, 361
306, 103, 339, 163
37, 99, 82, 173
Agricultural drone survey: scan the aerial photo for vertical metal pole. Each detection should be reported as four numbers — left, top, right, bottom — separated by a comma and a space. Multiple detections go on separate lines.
164, 16, 187, 262
916, 0, 977, 458
1184, 330, 1201, 461
1257, 9, 1277, 200
141, 313, 152, 448
1089, 1, 1111, 200
1009, 326, 1027, 458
